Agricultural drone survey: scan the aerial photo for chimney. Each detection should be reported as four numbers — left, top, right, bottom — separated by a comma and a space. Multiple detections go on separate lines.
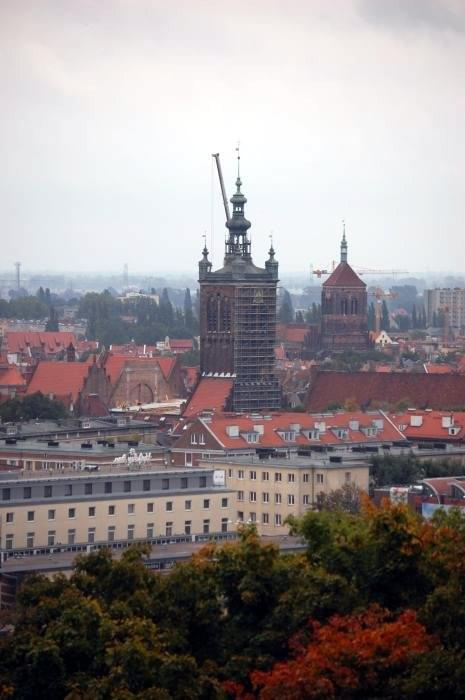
67, 343, 76, 363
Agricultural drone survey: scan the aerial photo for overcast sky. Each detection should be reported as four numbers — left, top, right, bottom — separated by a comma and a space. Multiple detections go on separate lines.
1, 0, 464, 277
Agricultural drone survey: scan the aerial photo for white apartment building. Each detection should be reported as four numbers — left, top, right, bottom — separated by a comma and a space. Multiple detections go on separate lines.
425, 288, 465, 330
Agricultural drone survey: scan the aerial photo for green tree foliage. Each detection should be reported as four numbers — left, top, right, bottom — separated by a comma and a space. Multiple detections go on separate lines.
0, 296, 49, 320
381, 299, 390, 331
316, 483, 363, 513
277, 289, 294, 324
368, 301, 376, 331
0, 392, 68, 422
45, 306, 59, 332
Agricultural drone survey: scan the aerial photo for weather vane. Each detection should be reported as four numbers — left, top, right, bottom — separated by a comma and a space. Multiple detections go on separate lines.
236, 140, 241, 177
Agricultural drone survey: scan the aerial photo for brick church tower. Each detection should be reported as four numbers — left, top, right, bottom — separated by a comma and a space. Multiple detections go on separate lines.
320, 224, 368, 350
199, 161, 281, 412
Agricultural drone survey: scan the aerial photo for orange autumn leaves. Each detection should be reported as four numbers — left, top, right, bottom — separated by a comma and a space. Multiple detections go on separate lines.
226, 605, 435, 699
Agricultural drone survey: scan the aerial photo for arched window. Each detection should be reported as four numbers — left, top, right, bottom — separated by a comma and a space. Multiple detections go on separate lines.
207, 295, 217, 332
351, 298, 358, 315
340, 298, 348, 315
222, 297, 231, 331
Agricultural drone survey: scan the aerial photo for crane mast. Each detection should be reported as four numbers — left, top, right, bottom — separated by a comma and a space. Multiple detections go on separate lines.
212, 153, 231, 223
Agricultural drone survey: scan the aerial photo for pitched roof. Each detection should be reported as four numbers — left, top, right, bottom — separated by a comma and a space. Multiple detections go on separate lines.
277, 324, 310, 344
182, 377, 233, 418
168, 338, 193, 350
6, 332, 77, 354
423, 363, 455, 375
0, 365, 26, 387
178, 409, 405, 450
307, 370, 465, 412
26, 362, 90, 402
323, 262, 365, 288
389, 409, 465, 442
102, 353, 177, 386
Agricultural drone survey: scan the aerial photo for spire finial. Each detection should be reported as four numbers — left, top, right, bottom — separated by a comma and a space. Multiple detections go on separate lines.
340, 219, 348, 263
236, 140, 241, 178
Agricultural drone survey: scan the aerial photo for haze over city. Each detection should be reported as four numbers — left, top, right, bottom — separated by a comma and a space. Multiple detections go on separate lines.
2, 0, 464, 275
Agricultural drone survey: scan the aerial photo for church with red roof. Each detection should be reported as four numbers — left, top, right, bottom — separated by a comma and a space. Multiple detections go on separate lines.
320, 224, 369, 350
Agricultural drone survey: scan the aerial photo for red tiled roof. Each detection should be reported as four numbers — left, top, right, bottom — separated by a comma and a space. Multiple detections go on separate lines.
0, 365, 26, 387
181, 409, 405, 449
26, 362, 90, 402
423, 363, 455, 375
182, 377, 233, 418
307, 370, 465, 411
6, 332, 77, 354
276, 324, 310, 344
169, 339, 193, 350
102, 353, 177, 385
323, 262, 365, 288
389, 409, 465, 442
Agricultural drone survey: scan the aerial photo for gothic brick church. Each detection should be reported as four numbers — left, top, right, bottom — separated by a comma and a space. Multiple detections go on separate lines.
320, 226, 369, 350
198, 164, 281, 412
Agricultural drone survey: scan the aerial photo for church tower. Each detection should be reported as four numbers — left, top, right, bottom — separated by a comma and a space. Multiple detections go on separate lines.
320, 223, 369, 350
199, 158, 281, 412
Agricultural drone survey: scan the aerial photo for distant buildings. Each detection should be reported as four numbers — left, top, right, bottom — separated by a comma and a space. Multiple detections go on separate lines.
425, 288, 465, 331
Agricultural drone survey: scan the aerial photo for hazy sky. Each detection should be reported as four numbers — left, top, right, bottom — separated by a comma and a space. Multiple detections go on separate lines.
1, 0, 464, 277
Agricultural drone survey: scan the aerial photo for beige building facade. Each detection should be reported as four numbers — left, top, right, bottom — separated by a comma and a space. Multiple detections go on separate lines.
203, 455, 369, 535
0, 467, 234, 560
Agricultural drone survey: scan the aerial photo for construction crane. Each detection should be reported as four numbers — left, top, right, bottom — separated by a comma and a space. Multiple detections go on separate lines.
312, 265, 408, 281
212, 153, 231, 223
370, 288, 398, 334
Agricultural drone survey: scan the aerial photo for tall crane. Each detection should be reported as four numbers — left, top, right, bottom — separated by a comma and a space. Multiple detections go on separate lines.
312, 266, 408, 280
212, 153, 230, 223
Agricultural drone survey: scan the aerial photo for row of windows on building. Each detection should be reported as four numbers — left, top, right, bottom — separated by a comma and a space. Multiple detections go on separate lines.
237, 511, 284, 526
4, 498, 230, 524
237, 491, 312, 505
229, 469, 352, 484
1, 476, 209, 501
4, 518, 231, 550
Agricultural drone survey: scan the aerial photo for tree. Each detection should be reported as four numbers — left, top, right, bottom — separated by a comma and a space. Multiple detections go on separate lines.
45, 306, 59, 332
381, 300, 390, 331
412, 303, 417, 328
184, 287, 195, 332
0, 392, 68, 422
278, 289, 293, 324
368, 301, 376, 331
295, 310, 304, 323
159, 288, 174, 326
316, 483, 363, 514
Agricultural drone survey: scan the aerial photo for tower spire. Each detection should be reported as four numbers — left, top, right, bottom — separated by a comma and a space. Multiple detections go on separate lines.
225, 147, 251, 260
340, 219, 348, 263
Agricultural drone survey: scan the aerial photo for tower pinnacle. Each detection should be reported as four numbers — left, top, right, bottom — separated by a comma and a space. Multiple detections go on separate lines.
340, 219, 348, 263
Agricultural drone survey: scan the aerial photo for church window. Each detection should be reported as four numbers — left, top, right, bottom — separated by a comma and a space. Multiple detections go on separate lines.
340, 298, 348, 315
207, 295, 217, 331
222, 297, 231, 331
351, 298, 358, 314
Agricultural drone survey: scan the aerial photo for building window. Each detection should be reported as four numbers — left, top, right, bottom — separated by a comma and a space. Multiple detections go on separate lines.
147, 503, 154, 513
105, 482, 112, 494
184, 520, 192, 535
5, 534, 14, 550
275, 473, 282, 482
203, 499, 210, 509
262, 492, 269, 503
238, 470, 244, 480
303, 473, 309, 483
288, 494, 295, 505
190, 434, 197, 445
262, 513, 269, 524
88, 528, 96, 544
108, 526, 116, 542
249, 512, 256, 523
147, 523, 154, 538
108, 505, 115, 516
23, 486, 32, 499
185, 453, 192, 466
275, 514, 282, 526
237, 511, 244, 522
88, 506, 96, 517
316, 473, 324, 484
288, 473, 295, 483
249, 470, 257, 480
165, 522, 173, 537
2, 488, 11, 501
48, 509, 56, 521
68, 507, 76, 519
85, 483, 93, 495
249, 491, 257, 502
65, 484, 73, 496
27, 510, 35, 522
44, 485, 53, 498
262, 472, 269, 481
6, 512, 14, 524
68, 529, 76, 545
128, 504, 135, 515
184, 500, 191, 511
303, 494, 310, 505
124, 481, 131, 493
166, 501, 173, 512
221, 517, 229, 533
26, 532, 34, 548
345, 472, 351, 483
48, 530, 56, 546
228, 469, 232, 477
127, 525, 135, 541
199, 476, 207, 488
203, 519, 210, 534
162, 478, 170, 490
181, 477, 188, 489
221, 497, 228, 508
237, 490, 244, 501
275, 493, 282, 504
